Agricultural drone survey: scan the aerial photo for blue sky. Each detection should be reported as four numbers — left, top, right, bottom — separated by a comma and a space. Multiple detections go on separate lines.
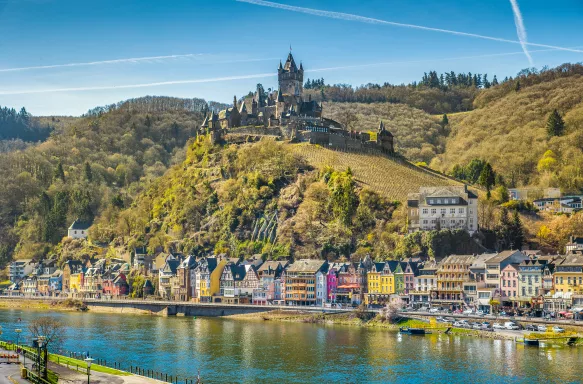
0, 0, 581, 116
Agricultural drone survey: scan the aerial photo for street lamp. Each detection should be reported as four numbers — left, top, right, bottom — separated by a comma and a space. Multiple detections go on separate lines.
84, 357, 94, 384
15, 328, 21, 355
37, 336, 46, 379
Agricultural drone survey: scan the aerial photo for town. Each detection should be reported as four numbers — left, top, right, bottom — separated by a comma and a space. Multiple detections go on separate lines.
7, 218, 583, 320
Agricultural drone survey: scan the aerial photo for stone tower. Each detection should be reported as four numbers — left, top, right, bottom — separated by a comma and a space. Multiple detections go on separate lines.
278, 53, 304, 97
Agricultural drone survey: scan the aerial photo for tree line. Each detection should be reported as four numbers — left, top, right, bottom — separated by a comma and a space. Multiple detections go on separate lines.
0, 106, 53, 142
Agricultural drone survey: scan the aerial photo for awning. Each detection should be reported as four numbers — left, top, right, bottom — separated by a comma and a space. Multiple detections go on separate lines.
337, 284, 360, 289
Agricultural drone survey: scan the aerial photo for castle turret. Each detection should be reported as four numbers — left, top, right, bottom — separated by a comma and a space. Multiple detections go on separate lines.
252, 98, 258, 115
377, 120, 394, 154
233, 95, 238, 109
278, 52, 304, 98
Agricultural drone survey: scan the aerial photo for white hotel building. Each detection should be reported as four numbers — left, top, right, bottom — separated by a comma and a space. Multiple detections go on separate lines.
407, 185, 479, 235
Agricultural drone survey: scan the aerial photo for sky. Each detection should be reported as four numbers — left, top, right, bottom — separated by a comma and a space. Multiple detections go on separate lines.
0, 0, 581, 116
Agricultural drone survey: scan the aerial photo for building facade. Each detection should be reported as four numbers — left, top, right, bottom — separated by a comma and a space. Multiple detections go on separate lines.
407, 185, 479, 234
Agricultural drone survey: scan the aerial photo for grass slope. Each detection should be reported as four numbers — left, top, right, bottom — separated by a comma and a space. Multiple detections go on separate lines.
288, 143, 460, 201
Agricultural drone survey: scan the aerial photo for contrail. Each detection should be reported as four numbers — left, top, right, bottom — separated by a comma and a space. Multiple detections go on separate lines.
0, 73, 276, 95
2, 46, 582, 95
236, 0, 583, 54
0, 55, 278, 73
509, 0, 533, 66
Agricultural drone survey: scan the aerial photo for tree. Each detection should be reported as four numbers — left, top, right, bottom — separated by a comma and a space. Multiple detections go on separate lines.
84, 162, 93, 182
29, 317, 65, 379
53, 161, 65, 182
515, 80, 521, 92
537, 150, 558, 173
338, 110, 358, 131
546, 109, 565, 137
510, 210, 525, 249
478, 162, 496, 199
492, 75, 499, 86
440, 114, 449, 128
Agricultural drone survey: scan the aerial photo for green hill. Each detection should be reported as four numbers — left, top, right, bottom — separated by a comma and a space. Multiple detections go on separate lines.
432, 66, 583, 190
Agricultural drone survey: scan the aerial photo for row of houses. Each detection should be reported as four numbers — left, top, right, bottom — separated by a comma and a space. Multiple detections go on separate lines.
9, 248, 583, 316
8, 258, 132, 298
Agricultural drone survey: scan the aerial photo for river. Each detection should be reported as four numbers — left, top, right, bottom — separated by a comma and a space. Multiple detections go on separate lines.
0, 309, 581, 383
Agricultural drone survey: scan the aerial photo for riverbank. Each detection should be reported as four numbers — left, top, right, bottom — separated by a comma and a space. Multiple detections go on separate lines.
0, 298, 88, 312
225, 309, 522, 341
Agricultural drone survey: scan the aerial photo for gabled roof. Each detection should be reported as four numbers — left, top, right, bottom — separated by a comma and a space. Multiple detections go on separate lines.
162, 258, 180, 275
68, 219, 92, 230
485, 250, 525, 264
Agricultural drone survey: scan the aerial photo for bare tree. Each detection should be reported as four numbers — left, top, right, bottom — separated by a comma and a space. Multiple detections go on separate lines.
28, 317, 65, 351
379, 299, 404, 323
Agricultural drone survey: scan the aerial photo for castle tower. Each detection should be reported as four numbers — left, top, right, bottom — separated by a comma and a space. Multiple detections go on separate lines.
377, 120, 394, 154
278, 52, 304, 97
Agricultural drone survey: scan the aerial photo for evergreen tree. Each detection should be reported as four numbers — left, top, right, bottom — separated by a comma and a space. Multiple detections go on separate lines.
510, 210, 524, 249
440, 114, 449, 127
546, 109, 565, 137
515, 80, 521, 92
492, 75, 499, 86
54, 161, 65, 182
84, 162, 93, 182
478, 162, 496, 199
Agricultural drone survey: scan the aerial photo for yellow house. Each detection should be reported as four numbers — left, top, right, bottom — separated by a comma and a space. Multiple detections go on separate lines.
70, 273, 81, 292
194, 257, 226, 302
209, 260, 227, 299
553, 254, 583, 294
366, 261, 397, 305
366, 262, 383, 304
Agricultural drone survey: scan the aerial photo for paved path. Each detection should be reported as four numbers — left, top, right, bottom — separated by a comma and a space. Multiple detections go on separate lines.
48, 361, 164, 384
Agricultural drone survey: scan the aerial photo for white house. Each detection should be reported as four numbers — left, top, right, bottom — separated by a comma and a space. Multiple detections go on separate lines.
68, 219, 92, 239
9, 259, 34, 282
316, 270, 327, 306
407, 185, 479, 235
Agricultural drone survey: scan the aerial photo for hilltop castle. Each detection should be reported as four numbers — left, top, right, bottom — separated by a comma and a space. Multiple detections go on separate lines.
201, 52, 394, 154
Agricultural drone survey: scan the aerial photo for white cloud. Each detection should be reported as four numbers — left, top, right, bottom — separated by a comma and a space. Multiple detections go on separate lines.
509, 0, 533, 66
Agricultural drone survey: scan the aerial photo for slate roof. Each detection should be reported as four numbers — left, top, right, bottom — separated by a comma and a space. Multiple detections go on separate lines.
68, 219, 92, 230
287, 259, 327, 273
485, 250, 524, 264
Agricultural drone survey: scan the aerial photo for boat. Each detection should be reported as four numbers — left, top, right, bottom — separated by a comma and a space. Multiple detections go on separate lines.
399, 327, 429, 335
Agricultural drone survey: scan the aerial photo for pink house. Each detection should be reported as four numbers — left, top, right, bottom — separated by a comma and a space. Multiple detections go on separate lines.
501, 263, 519, 303
327, 264, 342, 302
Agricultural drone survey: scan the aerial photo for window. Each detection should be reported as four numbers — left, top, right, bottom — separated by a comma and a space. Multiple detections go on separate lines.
450, 208, 455, 214
431, 209, 436, 215
429, 199, 434, 204
458, 208, 464, 214
441, 209, 446, 215
422, 209, 428, 214
437, 199, 441, 204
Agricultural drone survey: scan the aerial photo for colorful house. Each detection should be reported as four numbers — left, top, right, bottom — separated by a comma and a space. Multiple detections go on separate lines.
500, 263, 519, 305
285, 259, 328, 306
366, 262, 385, 305
554, 254, 583, 294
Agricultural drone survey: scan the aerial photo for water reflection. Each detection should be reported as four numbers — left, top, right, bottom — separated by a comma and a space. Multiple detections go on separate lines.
0, 309, 582, 383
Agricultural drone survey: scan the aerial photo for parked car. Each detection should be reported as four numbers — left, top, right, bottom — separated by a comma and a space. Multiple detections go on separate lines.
499, 311, 507, 316
552, 326, 565, 333
505, 322, 520, 330
436, 316, 446, 322
537, 325, 548, 332
463, 309, 473, 315
493, 323, 505, 330
481, 322, 491, 329
476, 310, 485, 316
453, 321, 464, 327
429, 308, 439, 313
525, 324, 537, 331
472, 323, 482, 329
445, 317, 456, 323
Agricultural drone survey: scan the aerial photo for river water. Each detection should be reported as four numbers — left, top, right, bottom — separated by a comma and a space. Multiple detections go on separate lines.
0, 309, 581, 383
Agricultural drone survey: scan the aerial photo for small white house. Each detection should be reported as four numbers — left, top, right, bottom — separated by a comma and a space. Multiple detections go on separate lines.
67, 219, 91, 239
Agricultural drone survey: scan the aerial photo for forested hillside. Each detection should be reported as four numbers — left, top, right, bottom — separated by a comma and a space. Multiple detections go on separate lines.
432, 64, 583, 190
0, 96, 206, 264
90, 138, 480, 262
0, 106, 54, 142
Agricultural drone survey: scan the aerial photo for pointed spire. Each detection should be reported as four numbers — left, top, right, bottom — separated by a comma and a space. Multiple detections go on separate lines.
279, 60, 283, 70
233, 95, 238, 109
239, 102, 247, 113
300, 62, 303, 71
277, 89, 284, 102
379, 120, 385, 132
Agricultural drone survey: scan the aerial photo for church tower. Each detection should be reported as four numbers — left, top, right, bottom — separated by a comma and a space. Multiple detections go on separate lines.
278, 53, 304, 97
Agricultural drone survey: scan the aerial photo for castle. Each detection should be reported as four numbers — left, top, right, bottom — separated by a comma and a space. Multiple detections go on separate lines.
201, 52, 394, 154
